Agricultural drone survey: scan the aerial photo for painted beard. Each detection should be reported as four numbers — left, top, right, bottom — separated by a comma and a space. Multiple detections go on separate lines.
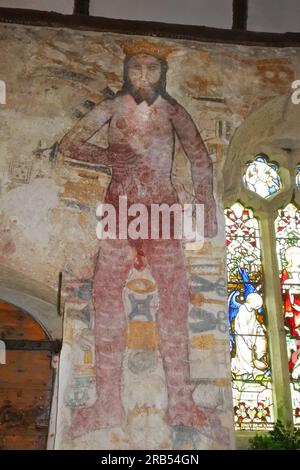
126, 80, 161, 105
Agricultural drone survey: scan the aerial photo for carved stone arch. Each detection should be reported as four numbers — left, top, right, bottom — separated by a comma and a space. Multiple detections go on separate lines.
0, 264, 62, 340
0, 299, 61, 450
0, 265, 62, 449
223, 93, 300, 441
224, 93, 300, 214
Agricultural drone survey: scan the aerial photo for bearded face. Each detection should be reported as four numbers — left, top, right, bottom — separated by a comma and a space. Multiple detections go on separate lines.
123, 53, 166, 105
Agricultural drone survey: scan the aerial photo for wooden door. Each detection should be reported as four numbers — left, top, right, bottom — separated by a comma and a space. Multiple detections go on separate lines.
0, 300, 56, 450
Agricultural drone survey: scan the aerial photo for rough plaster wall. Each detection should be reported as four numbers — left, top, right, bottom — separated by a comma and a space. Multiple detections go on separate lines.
0, 23, 299, 449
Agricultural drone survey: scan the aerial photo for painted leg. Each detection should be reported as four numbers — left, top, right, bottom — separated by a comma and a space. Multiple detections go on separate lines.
71, 239, 135, 435
143, 239, 214, 429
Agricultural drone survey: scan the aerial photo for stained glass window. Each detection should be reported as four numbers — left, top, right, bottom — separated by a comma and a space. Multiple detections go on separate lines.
243, 155, 282, 199
225, 202, 274, 430
275, 203, 300, 426
296, 165, 300, 190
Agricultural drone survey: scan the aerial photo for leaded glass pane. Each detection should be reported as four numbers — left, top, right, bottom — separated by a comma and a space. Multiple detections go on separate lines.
243, 155, 282, 199
275, 203, 300, 426
225, 202, 274, 430
296, 165, 300, 190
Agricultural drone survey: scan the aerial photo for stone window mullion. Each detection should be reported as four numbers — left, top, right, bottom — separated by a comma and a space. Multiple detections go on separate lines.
259, 210, 293, 426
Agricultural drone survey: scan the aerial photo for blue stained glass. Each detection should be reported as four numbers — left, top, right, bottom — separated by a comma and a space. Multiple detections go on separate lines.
225, 202, 274, 430
243, 155, 282, 199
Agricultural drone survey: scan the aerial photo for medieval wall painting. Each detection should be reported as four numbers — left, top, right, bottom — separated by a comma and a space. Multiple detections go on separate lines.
51, 39, 226, 450
0, 23, 296, 449
276, 204, 300, 426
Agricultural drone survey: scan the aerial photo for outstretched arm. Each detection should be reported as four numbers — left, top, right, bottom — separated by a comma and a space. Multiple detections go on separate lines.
170, 103, 217, 238
59, 99, 113, 165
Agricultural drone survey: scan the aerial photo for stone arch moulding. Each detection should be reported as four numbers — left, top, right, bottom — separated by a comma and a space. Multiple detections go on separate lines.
0, 264, 62, 341
223, 93, 300, 212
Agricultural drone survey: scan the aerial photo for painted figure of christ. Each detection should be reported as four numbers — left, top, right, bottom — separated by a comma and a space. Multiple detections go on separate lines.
60, 41, 217, 435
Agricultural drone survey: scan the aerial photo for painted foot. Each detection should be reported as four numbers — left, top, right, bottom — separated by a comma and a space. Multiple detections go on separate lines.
190, 405, 212, 428
166, 403, 207, 428
193, 408, 230, 447
70, 401, 126, 438
168, 407, 229, 448
172, 426, 199, 450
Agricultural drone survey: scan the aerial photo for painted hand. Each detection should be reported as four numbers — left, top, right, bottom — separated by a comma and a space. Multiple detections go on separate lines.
193, 195, 217, 238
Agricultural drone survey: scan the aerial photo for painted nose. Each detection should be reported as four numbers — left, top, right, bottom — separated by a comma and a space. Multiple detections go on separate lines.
141, 66, 148, 81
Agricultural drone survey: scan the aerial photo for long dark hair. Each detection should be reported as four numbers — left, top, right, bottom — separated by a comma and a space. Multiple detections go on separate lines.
116, 54, 176, 105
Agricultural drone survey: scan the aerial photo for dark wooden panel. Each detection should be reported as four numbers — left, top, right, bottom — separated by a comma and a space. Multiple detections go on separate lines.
74, 0, 90, 16
0, 433, 47, 450
0, 389, 52, 433
0, 301, 48, 341
4, 339, 61, 352
0, 350, 53, 449
0, 301, 54, 450
0, 351, 53, 390
232, 0, 248, 30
